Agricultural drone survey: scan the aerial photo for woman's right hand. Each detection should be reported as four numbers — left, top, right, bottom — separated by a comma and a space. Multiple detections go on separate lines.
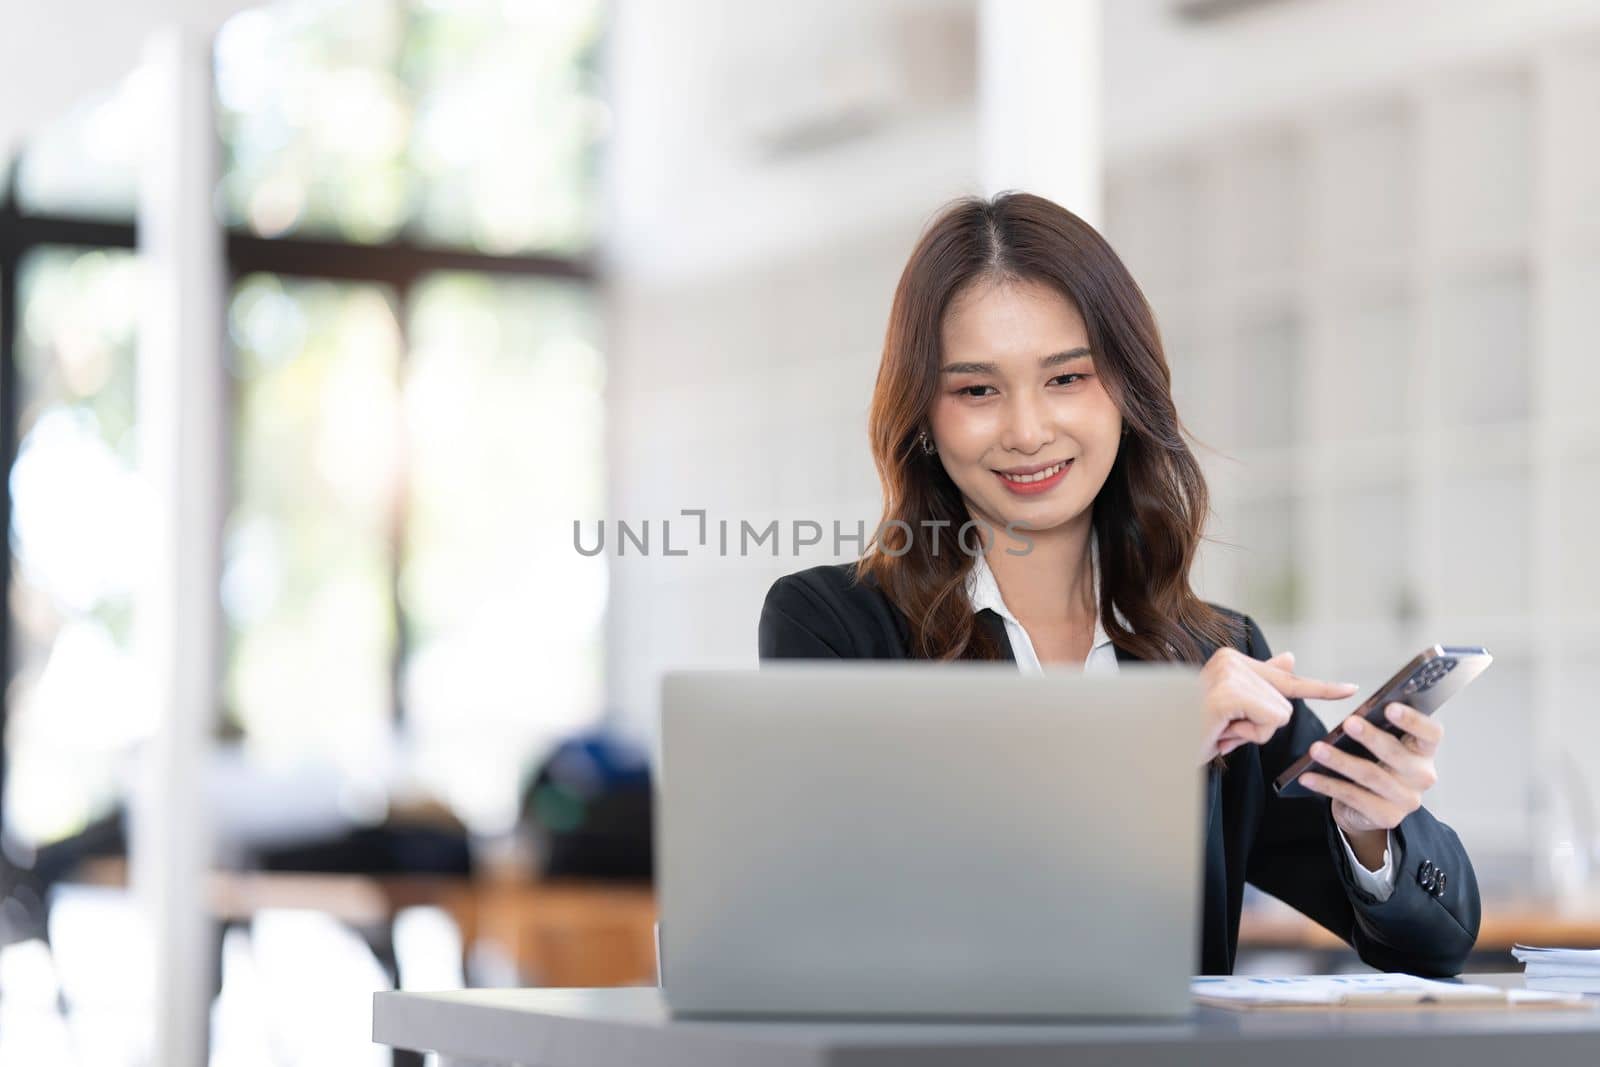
1197, 648, 1358, 765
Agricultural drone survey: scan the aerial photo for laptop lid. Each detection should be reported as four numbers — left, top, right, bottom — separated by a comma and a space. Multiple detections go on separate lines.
658, 662, 1205, 1018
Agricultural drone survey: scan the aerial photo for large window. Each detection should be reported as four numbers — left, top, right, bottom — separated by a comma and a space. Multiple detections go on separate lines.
224, 276, 403, 768
2, 0, 607, 850
214, 0, 604, 252
401, 273, 606, 827
6, 248, 144, 846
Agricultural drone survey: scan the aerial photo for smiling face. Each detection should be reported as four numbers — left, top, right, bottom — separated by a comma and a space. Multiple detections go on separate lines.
928, 277, 1124, 544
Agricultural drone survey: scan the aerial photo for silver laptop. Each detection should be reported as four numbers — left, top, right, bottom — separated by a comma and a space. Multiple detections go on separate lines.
657, 662, 1205, 1019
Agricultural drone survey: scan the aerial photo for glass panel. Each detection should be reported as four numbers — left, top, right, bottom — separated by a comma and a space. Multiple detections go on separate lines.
1226, 131, 1303, 276
1437, 468, 1529, 618
214, 0, 605, 252
1228, 494, 1302, 625
1433, 68, 1532, 251
1556, 645, 1600, 855
5, 248, 144, 847
1320, 285, 1411, 441
1552, 258, 1600, 428
407, 0, 606, 254
1438, 266, 1531, 427
1312, 100, 1414, 265
224, 274, 401, 766
1554, 44, 1600, 233
1559, 444, 1600, 618
1232, 306, 1302, 451
1104, 156, 1204, 298
15, 76, 142, 219
1160, 306, 1206, 431
215, 0, 413, 242
401, 273, 605, 833
1327, 482, 1414, 623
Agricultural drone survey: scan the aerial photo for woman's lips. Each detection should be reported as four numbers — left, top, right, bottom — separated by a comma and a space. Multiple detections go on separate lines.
995, 459, 1072, 495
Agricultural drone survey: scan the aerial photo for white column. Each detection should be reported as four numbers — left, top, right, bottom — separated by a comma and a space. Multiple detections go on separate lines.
978, 0, 1103, 224
131, 26, 225, 1067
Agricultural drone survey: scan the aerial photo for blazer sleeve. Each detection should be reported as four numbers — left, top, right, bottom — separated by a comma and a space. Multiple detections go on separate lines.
1239, 614, 1482, 976
758, 573, 851, 659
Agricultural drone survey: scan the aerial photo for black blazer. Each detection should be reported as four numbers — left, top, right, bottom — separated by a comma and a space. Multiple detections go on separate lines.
758, 560, 1482, 976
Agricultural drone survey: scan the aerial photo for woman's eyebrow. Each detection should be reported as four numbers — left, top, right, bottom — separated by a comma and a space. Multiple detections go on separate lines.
939, 346, 1092, 375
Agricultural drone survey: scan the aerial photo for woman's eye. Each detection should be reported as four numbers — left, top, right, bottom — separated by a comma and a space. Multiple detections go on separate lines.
1050, 373, 1087, 387
956, 384, 996, 398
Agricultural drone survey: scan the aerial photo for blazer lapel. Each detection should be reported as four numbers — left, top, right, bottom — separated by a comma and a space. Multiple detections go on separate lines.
974, 608, 1016, 662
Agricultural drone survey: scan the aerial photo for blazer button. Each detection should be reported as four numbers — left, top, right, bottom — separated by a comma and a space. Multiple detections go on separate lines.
1418, 868, 1436, 892
1435, 871, 1447, 894
1420, 859, 1436, 878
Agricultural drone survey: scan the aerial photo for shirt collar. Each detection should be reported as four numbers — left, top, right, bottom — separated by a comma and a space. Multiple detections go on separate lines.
964, 531, 1123, 653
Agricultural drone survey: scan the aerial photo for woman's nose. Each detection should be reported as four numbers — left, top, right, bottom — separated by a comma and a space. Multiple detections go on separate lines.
1000, 392, 1053, 454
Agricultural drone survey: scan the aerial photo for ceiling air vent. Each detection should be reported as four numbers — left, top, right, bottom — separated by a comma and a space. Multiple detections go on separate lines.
733, 4, 976, 163
1172, 0, 1300, 23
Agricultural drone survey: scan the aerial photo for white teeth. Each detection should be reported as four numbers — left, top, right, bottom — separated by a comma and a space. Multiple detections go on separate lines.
999, 461, 1067, 484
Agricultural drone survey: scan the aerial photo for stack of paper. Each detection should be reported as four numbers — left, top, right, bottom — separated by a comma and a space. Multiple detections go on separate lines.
1192, 973, 1586, 1010
1513, 945, 1600, 993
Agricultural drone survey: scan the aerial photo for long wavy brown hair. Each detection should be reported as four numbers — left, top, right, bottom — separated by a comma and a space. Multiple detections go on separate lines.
859, 192, 1241, 665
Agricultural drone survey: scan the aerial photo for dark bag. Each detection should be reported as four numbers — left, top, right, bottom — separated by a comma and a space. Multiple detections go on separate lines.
520, 731, 652, 881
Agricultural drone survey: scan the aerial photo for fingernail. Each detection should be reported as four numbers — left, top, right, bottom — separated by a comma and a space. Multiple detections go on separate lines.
1311, 742, 1328, 758
1346, 718, 1364, 735
1386, 703, 1404, 721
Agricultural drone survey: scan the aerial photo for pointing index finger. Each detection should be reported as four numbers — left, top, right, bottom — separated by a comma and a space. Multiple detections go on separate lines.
1244, 658, 1360, 702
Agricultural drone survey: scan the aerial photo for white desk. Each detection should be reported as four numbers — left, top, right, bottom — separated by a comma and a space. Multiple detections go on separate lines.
373, 973, 1600, 1067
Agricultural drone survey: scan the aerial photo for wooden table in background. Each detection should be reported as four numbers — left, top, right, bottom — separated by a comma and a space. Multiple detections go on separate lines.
1238, 897, 1600, 954
73, 859, 658, 987
72, 859, 1600, 981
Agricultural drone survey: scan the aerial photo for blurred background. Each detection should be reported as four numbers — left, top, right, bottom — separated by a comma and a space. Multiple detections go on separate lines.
2, 0, 1600, 1063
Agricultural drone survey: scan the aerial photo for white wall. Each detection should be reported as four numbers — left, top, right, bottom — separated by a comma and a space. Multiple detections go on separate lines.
602, 0, 981, 742
1104, 0, 1600, 163
604, 228, 922, 741
604, 0, 978, 285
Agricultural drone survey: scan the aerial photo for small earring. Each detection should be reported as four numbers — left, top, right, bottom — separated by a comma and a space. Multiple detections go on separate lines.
918, 430, 937, 456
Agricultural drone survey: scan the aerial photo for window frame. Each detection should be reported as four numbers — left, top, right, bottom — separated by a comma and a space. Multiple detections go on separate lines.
0, 135, 601, 837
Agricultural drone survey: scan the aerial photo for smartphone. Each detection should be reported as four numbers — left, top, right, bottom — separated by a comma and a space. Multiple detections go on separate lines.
1273, 645, 1493, 798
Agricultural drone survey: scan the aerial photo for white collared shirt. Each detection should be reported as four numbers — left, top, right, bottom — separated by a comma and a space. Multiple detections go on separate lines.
964, 534, 1123, 673
963, 535, 1398, 900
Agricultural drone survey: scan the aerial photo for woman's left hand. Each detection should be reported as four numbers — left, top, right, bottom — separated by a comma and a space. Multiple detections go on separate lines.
1298, 703, 1443, 837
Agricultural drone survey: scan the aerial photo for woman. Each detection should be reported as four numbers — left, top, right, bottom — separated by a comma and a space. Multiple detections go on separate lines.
758, 192, 1480, 977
